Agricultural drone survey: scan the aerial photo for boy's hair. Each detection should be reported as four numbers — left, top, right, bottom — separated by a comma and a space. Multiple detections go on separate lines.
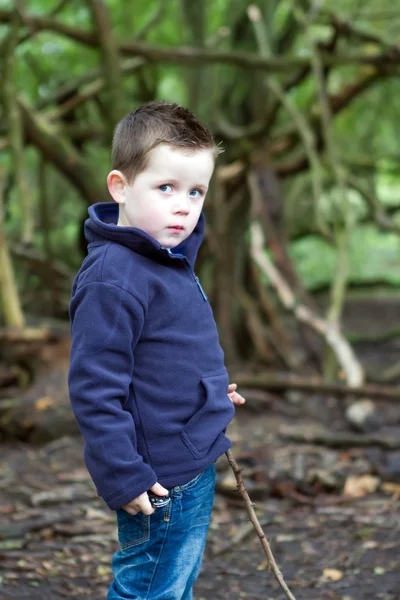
111, 101, 222, 183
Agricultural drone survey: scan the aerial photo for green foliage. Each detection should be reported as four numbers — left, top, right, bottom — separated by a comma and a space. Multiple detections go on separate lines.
1, 0, 400, 318
290, 222, 400, 291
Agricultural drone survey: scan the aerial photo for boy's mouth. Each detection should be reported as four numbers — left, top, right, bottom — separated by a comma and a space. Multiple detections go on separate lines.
168, 226, 184, 231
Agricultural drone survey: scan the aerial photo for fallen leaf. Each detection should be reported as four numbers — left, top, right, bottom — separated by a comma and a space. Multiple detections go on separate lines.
381, 482, 400, 495
85, 506, 110, 520
35, 396, 55, 411
257, 559, 269, 571
17, 560, 27, 567
276, 534, 296, 542
374, 566, 385, 575
97, 565, 112, 576
343, 475, 380, 498
0, 539, 25, 550
323, 568, 343, 581
0, 504, 14, 514
57, 469, 89, 483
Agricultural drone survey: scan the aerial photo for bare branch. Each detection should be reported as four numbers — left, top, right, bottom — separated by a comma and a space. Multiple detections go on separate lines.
235, 373, 400, 401
0, 53, 144, 168
280, 425, 400, 449
273, 70, 384, 178
1, 9, 400, 71
18, 97, 108, 206
323, 10, 395, 47
250, 220, 364, 387
308, 30, 351, 384
248, 5, 328, 237
40, 57, 146, 117
86, 0, 124, 134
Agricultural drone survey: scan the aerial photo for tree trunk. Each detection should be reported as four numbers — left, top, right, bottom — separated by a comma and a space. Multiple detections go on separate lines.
0, 178, 24, 328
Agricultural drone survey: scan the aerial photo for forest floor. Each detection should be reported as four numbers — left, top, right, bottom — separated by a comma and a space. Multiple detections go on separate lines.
0, 394, 399, 600
0, 296, 400, 599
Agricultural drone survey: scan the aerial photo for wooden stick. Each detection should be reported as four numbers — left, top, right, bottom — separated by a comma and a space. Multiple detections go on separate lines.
226, 449, 297, 600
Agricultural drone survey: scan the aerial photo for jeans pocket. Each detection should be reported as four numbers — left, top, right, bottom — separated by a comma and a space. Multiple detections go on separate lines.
116, 509, 150, 551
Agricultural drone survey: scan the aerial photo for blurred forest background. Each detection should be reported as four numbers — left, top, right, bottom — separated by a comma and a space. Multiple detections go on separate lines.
0, 1, 400, 598
1, 0, 400, 387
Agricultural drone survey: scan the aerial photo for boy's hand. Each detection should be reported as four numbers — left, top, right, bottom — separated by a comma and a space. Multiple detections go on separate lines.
121, 482, 169, 516
228, 383, 246, 405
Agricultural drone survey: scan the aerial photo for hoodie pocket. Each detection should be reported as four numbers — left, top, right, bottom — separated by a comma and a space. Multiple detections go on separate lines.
181, 368, 235, 460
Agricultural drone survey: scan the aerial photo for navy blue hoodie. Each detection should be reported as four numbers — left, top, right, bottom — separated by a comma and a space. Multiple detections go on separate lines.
68, 202, 235, 511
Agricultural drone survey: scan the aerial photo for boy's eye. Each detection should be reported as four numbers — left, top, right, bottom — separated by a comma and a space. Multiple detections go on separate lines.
159, 184, 173, 193
189, 189, 202, 198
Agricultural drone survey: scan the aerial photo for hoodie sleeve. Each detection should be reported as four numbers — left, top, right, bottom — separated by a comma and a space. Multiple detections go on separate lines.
68, 281, 157, 510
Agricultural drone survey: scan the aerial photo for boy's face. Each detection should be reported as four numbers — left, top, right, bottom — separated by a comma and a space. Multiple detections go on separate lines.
107, 144, 215, 248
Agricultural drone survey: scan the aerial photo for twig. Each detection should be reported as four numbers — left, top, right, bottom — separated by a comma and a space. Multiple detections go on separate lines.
226, 449, 297, 600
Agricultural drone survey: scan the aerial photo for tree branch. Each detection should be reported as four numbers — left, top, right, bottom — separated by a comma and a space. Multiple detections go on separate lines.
235, 373, 400, 401
250, 220, 364, 387
1, 9, 400, 71
273, 70, 385, 178
86, 0, 124, 135
18, 97, 108, 206
280, 425, 400, 449
323, 10, 395, 48
248, 5, 330, 238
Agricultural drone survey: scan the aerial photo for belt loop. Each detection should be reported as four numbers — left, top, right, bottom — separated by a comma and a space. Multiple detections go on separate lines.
163, 500, 172, 522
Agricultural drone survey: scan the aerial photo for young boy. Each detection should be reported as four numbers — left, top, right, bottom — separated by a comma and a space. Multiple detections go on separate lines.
68, 101, 245, 600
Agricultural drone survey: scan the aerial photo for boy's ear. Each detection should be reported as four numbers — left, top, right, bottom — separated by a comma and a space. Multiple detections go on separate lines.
107, 170, 128, 204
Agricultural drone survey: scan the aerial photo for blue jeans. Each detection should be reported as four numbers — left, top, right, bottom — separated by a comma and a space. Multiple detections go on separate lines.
107, 464, 216, 600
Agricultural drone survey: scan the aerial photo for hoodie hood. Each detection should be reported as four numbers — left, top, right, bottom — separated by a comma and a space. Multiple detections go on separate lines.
85, 202, 205, 268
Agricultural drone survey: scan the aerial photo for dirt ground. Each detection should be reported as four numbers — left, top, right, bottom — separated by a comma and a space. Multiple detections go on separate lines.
0, 389, 399, 600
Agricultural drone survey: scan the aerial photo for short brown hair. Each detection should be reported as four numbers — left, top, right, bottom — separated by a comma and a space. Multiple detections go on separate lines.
111, 101, 222, 183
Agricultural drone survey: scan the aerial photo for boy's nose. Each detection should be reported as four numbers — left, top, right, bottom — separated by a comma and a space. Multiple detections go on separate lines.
172, 197, 190, 214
